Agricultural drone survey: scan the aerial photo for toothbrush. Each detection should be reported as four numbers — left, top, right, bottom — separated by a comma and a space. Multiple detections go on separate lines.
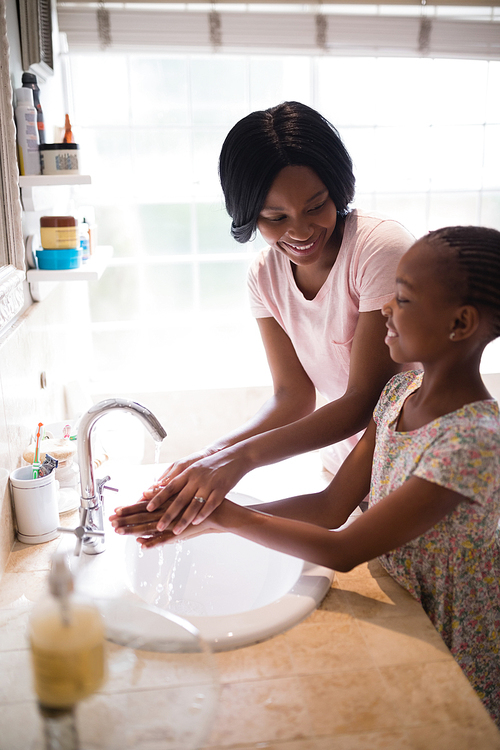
33, 422, 43, 479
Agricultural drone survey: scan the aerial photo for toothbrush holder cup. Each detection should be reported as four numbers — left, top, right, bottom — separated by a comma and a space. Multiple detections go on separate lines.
10, 467, 60, 544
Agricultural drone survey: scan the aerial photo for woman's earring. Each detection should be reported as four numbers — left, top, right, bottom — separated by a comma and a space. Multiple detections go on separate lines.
449, 331, 456, 340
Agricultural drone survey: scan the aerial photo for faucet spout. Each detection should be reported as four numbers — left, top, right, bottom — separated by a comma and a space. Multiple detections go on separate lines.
77, 398, 167, 554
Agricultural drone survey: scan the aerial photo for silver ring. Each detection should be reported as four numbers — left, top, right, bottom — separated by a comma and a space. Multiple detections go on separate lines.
194, 496, 205, 504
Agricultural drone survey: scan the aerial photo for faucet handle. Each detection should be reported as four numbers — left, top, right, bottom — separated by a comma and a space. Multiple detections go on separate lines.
57, 524, 105, 556
96, 475, 119, 497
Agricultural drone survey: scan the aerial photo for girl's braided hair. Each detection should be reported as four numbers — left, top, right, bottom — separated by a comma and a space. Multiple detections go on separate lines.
427, 225, 500, 340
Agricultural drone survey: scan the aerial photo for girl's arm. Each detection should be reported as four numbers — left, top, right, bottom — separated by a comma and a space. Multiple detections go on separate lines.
195, 475, 464, 573
139, 309, 398, 534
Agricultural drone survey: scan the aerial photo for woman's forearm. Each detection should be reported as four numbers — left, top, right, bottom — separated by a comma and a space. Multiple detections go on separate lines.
232, 387, 375, 472
205, 388, 317, 455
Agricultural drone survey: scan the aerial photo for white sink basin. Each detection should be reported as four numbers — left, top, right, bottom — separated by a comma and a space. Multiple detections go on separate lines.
66, 464, 334, 652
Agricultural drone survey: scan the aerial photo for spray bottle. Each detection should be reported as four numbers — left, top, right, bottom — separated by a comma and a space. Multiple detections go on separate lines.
22, 72, 45, 144
14, 87, 41, 175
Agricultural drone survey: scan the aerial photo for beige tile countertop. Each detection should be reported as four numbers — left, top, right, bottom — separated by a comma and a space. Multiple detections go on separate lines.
1, 453, 499, 750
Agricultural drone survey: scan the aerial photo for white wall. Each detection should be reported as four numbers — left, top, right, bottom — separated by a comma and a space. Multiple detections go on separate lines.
0, 0, 93, 577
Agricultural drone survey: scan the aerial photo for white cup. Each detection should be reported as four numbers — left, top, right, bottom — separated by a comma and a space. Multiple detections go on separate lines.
10, 466, 60, 544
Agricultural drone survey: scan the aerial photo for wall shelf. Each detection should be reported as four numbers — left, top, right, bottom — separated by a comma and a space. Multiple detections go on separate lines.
19, 175, 92, 187
27, 245, 113, 301
19, 174, 92, 211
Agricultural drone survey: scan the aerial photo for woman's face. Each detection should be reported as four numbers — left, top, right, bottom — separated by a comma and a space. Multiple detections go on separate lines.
257, 165, 340, 267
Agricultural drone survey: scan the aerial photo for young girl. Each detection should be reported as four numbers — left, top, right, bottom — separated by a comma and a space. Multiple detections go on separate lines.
111, 225, 500, 727
141, 101, 415, 533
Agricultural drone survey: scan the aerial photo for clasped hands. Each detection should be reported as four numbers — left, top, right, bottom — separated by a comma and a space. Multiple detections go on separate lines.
109, 446, 249, 548
109, 477, 223, 549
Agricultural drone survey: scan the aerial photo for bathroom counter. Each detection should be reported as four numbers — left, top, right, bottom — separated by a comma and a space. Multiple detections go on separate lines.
1, 453, 499, 749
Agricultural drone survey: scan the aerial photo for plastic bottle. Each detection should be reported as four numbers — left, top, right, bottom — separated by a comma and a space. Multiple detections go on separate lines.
14, 87, 41, 175
79, 218, 90, 261
29, 553, 106, 711
63, 114, 75, 144
22, 72, 45, 144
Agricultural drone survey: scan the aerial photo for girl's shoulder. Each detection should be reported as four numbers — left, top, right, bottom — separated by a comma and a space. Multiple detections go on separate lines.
452, 399, 500, 439
377, 370, 422, 409
372, 370, 422, 427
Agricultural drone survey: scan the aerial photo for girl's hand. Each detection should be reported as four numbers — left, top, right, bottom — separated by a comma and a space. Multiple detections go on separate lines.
142, 446, 251, 536
109, 501, 170, 536
137, 520, 223, 550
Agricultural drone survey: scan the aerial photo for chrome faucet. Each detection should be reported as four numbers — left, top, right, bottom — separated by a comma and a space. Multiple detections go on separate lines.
59, 398, 167, 556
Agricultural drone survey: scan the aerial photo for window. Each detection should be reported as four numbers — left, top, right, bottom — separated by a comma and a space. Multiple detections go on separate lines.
68, 53, 500, 392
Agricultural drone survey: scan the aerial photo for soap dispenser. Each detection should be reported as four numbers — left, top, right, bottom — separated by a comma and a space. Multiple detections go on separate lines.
29, 553, 106, 749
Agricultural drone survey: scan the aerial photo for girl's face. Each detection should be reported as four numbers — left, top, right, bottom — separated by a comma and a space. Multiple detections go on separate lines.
382, 239, 460, 365
257, 165, 340, 267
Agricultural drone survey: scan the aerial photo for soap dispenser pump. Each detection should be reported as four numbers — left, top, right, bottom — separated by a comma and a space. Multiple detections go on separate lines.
29, 552, 106, 749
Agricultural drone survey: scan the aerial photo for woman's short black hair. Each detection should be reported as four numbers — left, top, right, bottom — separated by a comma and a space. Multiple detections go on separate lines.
427, 225, 500, 340
218, 101, 355, 243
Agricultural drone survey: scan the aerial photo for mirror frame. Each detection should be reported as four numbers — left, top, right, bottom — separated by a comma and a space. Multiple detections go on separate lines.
0, 0, 27, 332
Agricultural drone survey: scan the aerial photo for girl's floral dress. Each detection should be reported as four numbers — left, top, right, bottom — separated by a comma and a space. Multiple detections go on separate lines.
371, 371, 500, 727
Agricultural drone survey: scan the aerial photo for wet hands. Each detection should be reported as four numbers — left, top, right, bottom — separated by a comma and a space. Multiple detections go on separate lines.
141, 446, 249, 535
109, 498, 221, 550
109, 499, 166, 536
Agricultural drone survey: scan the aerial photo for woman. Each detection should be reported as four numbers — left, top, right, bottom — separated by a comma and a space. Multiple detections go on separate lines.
139, 101, 415, 533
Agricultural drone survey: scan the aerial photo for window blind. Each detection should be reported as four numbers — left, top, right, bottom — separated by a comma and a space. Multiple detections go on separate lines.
57, 4, 500, 59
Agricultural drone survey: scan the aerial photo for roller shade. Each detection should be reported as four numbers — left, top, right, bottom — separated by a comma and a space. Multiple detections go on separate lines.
57, 4, 500, 59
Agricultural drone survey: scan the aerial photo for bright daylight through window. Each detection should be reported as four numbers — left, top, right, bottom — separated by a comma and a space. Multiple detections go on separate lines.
67, 53, 500, 394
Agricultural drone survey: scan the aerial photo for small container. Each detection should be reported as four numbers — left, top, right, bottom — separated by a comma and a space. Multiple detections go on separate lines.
39, 143, 80, 175
36, 248, 82, 270
63, 114, 75, 144
10, 466, 60, 544
40, 216, 78, 249
79, 218, 90, 261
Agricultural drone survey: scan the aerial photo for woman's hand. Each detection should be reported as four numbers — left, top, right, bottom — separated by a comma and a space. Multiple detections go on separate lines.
150, 447, 218, 492
142, 446, 252, 535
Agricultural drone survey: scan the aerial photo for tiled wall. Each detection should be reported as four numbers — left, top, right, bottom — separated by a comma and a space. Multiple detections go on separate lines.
0, 282, 93, 577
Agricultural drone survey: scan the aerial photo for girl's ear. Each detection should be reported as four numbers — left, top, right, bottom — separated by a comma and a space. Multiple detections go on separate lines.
450, 305, 480, 341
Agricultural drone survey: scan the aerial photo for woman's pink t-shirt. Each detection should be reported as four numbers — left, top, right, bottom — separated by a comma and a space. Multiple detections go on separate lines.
247, 209, 415, 474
